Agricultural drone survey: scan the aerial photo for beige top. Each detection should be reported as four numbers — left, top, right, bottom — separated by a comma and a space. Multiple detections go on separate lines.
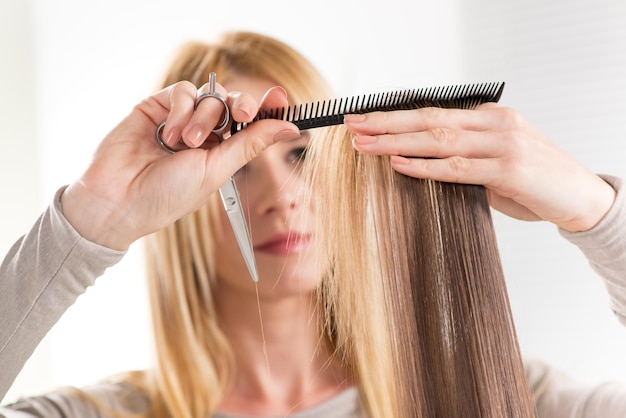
1, 176, 626, 417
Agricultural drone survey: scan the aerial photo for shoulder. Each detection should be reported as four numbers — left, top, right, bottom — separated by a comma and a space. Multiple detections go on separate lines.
0, 379, 149, 418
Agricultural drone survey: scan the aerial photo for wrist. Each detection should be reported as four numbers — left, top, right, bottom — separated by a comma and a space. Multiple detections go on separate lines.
558, 178, 616, 232
60, 182, 134, 251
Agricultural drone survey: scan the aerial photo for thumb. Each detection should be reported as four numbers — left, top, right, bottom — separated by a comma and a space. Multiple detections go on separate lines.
210, 119, 301, 179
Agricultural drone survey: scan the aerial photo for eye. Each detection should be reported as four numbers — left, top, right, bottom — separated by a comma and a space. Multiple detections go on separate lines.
287, 147, 307, 164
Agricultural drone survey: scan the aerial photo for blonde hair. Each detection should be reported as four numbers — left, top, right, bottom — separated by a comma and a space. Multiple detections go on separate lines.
119, 31, 534, 417
134, 32, 333, 418
305, 124, 536, 416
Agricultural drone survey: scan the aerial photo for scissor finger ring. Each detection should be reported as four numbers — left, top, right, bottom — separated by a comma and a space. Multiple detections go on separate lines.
156, 72, 230, 153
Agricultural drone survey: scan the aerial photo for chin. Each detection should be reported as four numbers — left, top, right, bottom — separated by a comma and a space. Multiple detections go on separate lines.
257, 263, 320, 293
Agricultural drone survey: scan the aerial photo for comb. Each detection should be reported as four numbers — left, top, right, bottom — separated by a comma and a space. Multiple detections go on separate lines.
231, 81, 505, 135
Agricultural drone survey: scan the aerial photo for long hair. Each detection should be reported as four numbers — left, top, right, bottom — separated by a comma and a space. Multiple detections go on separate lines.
136, 32, 333, 418
305, 124, 536, 417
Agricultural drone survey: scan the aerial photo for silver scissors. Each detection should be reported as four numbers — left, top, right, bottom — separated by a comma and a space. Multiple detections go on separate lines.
155, 72, 258, 282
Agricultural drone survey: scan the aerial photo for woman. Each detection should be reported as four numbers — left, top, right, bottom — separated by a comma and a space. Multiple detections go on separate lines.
1, 31, 625, 417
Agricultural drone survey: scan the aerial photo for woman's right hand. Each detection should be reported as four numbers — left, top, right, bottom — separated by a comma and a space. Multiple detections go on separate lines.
61, 81, 299, 251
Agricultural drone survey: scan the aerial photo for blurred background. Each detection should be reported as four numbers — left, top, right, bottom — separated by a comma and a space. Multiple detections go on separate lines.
2, 0, 625, 404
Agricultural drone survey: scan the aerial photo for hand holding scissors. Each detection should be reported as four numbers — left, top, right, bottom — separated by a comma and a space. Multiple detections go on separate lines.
61, 73, 298, 256
156, 72, 259, 282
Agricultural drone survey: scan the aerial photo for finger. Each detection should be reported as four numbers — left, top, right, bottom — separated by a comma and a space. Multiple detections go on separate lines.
258, 86, 290, 111
152, 81, 198, 147
344, 104, 513, 136
486, 191, 542, 222
181, 81, 231, 148
389, 155, 507, 186
227, 91, 259, 123
352, 129, 514, 159
206, 118, 301, 183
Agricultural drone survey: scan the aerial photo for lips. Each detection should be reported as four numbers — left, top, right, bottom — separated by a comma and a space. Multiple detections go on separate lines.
255, 232, 312, 255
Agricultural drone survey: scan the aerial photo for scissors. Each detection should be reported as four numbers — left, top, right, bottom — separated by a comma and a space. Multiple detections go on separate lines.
155, 72, 259, 283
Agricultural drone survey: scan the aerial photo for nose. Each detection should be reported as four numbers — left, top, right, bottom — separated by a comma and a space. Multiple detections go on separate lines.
249, 157, 303, 217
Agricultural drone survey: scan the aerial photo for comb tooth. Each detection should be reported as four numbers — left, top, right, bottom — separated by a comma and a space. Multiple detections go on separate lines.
365, 93, 373, 111
346, 95, 355, 113
286, 104, 292, 122
338, 97, 345, 115
382, 91, 393, 107
423, 86, 432, 107
388, 90, 397, 107
359, 94, 367, 112
469, 83, 480, 109
410, 88, 419, 106
387, 90, 396, 108
473, 83, 482, 105
373, 92, 381, 110
494, 82, 505, 102
377, 92, 385, 109
355, 94, 364, 113
401, 89, 412, 109
445, 85, 457, 108
394, 90, 404, 109
403, 89, 413, 109
352, 95, 360, 113
381, 91, 389, 109
439, 85, 449, 105
313, 100, 320, 118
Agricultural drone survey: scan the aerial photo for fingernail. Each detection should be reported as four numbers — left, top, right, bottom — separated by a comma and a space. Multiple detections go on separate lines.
274, 127, 301, 142
165, 127, 181, 146
352, 135, 377, 146
239, 106, 253, 121
191, 127, 207, 147
275, 86, 288, 100
344, 114, 367, 124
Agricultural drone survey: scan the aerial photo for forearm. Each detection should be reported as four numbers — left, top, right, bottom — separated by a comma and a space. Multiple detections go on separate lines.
559, 175, 626, 326
0, 187, 125, 400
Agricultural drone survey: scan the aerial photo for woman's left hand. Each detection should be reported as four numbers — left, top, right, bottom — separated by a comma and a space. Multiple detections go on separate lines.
346, 103, 616, 232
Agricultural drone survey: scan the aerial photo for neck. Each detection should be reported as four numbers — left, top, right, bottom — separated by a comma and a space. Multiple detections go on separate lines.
214, 282, 349, 414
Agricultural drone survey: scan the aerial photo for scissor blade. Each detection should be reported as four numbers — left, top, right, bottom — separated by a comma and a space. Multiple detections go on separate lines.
219, 178, 259, 282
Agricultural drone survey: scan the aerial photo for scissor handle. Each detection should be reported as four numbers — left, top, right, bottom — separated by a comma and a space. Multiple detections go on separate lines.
156, 72, 230, 153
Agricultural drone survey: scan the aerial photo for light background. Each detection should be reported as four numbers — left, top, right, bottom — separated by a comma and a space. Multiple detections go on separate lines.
2, 0, 625, 404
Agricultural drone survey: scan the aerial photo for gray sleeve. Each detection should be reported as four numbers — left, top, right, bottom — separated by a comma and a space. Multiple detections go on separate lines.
559, 175, 626, 327
529, 175, 626, 416
526, 358, 626, 418
0, 187, 126, 400
0, 381, 150, 418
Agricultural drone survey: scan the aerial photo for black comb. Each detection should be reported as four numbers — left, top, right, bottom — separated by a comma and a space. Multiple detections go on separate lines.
231, 81, 505, 135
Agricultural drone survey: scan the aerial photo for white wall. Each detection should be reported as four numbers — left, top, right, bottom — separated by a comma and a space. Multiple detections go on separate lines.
2, 0, 625, 405
458, 0, 626, 385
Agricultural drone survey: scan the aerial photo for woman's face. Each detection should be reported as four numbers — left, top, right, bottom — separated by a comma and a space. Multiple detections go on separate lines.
212, 76, 319, 298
